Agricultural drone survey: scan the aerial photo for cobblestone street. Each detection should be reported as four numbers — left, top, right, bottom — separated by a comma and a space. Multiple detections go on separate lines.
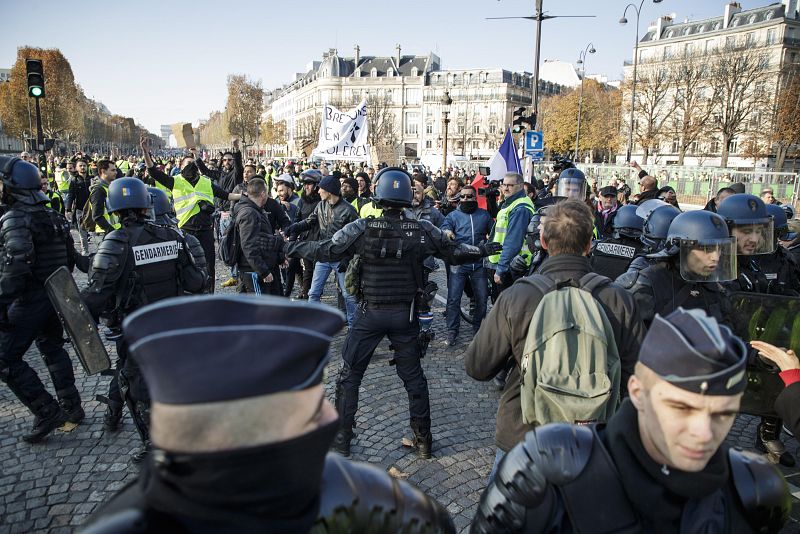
1, 251, 800, 533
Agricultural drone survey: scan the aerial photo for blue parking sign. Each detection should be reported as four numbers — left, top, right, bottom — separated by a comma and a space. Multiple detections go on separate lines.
525, 131, 543, 154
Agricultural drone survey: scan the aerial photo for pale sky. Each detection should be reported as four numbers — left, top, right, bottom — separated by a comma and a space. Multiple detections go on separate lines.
2, 0, 771, 134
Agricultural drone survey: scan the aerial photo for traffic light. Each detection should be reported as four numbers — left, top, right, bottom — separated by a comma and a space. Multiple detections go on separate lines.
512, 107, 526, 133
25, 59, 45, 98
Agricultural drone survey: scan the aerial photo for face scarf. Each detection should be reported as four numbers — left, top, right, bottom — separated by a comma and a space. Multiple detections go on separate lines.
141, 420, 339, 533
181, 162, 199, 181
460, 200, 478, 214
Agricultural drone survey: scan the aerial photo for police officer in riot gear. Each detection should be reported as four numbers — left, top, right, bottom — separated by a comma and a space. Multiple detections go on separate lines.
590, 204, 645, 280
81, 178, 206, 461
0, 157, 82, 442
147, 187, 208, 281
472, 308, 790, 534
618, 210, 735, 327
286, 167, 501, 459
624, 201, 682, 274
718, 193, 795, 467
759, 203, 800, 296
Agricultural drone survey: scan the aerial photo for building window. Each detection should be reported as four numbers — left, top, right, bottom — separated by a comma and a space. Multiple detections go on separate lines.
663, 46, 672, 60
705, 39, 716, 52
473, 124, 481, 134
745, 33, 755, 46
725, 36, 737, 49
728, 138, 739, 153
457, 124, 465, 134
671, 139, 680, 153
405, 88, 421, 104
411, 67, 419, 77
472, 140, 480, 150
371, 68, 377, 77
685, 43, 694, 56
767, 28, 777, 45
426, 123, 433, 135
405, 112, 419, 136
710, 139, 720, 153
425, 139, 432, 149
489, 123, 497, 134
387, 68, 394, 77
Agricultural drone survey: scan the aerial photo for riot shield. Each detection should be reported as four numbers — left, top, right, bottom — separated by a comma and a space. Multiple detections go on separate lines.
45, 266, 111, 375
727, 291, 800, 417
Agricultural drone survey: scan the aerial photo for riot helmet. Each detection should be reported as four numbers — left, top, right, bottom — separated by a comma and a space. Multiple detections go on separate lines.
780, 204, 795, 221
717, 194, 774, 255
555, 167, 587, 199
641, 204, 681, 252
147, 187, 176, 225
766, 203, 796, 242
373, 167, 413, 208
613, 205, 644, 239
107, 177, 152, 214
659, 210, 737, 282
0, 156, 48, 204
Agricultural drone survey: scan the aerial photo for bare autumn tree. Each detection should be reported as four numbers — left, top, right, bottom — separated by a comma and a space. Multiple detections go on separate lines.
350, 93, 399, 149
260, 116, 288, 157
708, 44, 771, 168
771, 70, 800, 171
0, 47, 82, 139
225, 74, 263, 148
668, 54, 717, 165
624, 64, 677, 164
198, 110, 230, 147
540, 92, 577, 154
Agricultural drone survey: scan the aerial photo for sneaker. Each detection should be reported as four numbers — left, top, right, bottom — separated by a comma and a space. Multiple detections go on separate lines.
221, 277, 237, 288
445, 333, 458, 347
131, 441, 152, 464
756, 433, 796, 467
331, 430, 352, 458
23, 404, 68, 443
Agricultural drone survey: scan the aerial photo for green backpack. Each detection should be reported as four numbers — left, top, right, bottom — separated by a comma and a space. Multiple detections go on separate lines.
519, 273, 621, 426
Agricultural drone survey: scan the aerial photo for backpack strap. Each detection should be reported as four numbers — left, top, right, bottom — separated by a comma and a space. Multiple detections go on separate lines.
518, 273, 558, 296
578, 272, 613, 294
558, 425, 640, 534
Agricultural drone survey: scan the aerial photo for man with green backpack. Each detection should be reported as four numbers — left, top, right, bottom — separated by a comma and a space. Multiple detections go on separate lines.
465, 199, 646, 479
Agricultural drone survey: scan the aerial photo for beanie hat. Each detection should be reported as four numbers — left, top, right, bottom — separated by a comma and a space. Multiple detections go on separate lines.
319, 174, 341, 196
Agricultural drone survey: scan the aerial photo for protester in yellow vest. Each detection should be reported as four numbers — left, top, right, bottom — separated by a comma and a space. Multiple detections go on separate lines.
90, 160, 121, 234
488, 172, 535, 290
141, 136, 240, 293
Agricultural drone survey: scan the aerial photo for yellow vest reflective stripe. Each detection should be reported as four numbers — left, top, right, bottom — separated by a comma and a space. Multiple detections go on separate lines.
488, 195, 535, 265
54, 169, 71, 192
95, 182, 121, 233
173, 175, 214, 228
359, 201, 383, 218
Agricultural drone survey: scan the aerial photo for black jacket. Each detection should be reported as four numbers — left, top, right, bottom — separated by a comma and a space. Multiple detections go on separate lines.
233, 196, 283, 278
464, 254, 646, 452
197, 152, 242, 210
306, 197, 358, 240
635, 188, 660, 205
65, 174, 90, 212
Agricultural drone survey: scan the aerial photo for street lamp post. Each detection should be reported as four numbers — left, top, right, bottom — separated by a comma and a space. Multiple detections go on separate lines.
441, 90, 453, 173
575, 43, 596, 162
620, 0, 663, 162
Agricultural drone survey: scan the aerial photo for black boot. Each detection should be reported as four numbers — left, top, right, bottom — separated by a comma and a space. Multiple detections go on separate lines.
104, 402, 123, 431
410, 419, 432, 459
756, 421, 796, 467
23, 400, 67, 443
331, 429, 353, 458
131, 441, 151, 464
59, 396, 85, 424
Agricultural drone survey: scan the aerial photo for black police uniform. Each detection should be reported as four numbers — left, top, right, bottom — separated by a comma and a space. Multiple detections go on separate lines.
618, 260, 726, 327
81, 182, 206, 449
0, 157, 81, 441
287, 207, 493, 458
590, 234, 644, 280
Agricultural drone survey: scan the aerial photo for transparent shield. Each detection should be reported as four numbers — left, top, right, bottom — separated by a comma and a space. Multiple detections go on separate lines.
730, 222, 774, 255
679, 238, 737, 282
634, 199, 668, 219
556, 177, 586, 199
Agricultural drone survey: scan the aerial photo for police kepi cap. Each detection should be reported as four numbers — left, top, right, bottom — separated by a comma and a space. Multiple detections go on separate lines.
639, 308, 747, 395
123, 295, 346, 405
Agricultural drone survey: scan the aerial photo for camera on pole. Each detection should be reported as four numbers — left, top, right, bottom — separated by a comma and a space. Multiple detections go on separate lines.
26, 59, 45, 99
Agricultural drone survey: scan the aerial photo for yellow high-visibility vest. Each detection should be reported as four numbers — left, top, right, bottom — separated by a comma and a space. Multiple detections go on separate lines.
488, 195, 535, 265
172, 175, 214, 228
94, 181, 121, 233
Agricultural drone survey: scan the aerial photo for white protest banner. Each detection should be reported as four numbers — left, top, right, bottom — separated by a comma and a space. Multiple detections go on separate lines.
312, 99, 370, 162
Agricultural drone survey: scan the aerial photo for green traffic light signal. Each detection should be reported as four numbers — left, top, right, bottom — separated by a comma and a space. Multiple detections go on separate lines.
30, 86, 43, 98
25, 59, 45, 99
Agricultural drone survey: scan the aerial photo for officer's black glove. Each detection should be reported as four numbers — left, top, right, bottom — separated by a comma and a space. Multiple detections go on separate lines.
0, 306, 9, 331
479, 242, 503, 257
286, 221, 309, 238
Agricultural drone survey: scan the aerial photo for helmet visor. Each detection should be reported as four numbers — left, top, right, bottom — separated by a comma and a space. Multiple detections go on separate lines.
730, 222, 774, 255
635, 199, 668, 219
679, 237, 737, 282
556, 177, 586, 199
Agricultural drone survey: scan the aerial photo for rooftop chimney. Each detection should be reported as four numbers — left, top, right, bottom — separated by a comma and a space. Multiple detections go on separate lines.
784, 0, 799, 19
396, 44, 402, 68
724, 2, 742, 28
654, 15, 674, 40
354, 44, 360, 67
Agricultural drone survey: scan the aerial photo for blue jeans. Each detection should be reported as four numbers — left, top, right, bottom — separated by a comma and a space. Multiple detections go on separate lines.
488, 448, 506, 483
309, 261, 356, 327
446, 264, 488, 335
